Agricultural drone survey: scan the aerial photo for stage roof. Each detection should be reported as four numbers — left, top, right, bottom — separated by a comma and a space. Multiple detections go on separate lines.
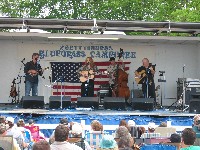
0, 17, 199, 35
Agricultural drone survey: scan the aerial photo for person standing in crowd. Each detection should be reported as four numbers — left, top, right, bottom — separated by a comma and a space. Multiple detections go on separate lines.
107, 57, 125, 96
135, 58, 155, 99
24, 53, 43, 96
77, 57, 99, 97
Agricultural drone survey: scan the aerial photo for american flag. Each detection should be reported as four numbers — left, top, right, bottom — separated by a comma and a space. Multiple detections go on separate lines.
51, 61, 131, 101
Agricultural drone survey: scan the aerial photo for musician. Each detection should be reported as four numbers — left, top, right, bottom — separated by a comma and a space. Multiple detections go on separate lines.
77, 57, 99, 97
135, 58, 155, 99
24, 53, 43, 96
107, 57, 125, 96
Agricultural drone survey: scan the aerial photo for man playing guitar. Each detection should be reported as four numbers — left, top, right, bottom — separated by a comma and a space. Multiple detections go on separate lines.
24, 53, 43, 96
77, 57, 99, 97
135, 58, 155, 99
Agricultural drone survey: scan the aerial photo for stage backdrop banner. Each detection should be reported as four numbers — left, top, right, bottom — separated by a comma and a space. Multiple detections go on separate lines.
51, 61, 131, 101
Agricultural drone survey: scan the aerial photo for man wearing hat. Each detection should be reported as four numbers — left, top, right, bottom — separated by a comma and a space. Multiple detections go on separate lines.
107, 57, 125, 96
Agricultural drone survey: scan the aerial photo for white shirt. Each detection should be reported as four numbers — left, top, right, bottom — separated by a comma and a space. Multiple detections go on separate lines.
50, 141, 83, 150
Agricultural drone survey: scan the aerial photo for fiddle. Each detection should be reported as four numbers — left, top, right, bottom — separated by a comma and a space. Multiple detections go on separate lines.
10, 78, 17, 98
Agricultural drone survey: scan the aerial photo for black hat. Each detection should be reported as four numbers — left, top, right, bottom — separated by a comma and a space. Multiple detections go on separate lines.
59, 118, 68, 125
109, 57, 115, 61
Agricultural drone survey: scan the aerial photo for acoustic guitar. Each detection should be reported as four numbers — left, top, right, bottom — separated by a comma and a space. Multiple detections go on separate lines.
135, 70, 146, 84
79, 70, 94, 82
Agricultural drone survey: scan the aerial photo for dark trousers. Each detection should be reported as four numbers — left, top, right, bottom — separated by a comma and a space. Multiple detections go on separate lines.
81, 79, 94, 97
109, 84, 115, 97
142, 82, 155, 99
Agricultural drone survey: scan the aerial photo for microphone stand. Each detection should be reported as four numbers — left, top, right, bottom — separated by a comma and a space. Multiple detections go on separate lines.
15, 58, 25, 105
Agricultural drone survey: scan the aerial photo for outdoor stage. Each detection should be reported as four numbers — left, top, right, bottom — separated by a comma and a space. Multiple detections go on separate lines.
0, 103, 196, 138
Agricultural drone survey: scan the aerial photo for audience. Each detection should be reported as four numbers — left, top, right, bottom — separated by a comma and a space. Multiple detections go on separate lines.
159, 122, 167, 127
6, 117, 28, 149
98, 134, 118, 150
170, 133, 181, 143
91, 120, 103, 131
181, 128, 200, 150
70, 122, 92, 150
32, 140, 50, 150
118, 134, 134, 150
148, 122, 156, 133
50, 124, 83, 150
49, 117, 69, 144
0, 123, 21, 150
17, 119, 32, 143
119, 120, 129, 129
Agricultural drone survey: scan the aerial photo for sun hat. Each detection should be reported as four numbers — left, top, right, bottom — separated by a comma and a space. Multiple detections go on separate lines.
99, 134, 117, 149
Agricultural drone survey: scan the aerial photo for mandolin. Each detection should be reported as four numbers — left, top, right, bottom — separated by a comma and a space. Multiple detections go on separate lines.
29, 67, 49, 77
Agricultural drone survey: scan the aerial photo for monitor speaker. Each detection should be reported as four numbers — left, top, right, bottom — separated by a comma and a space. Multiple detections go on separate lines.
22, 96, 44, 109
189, 99, 200, 113
131, 98, 154, 111
49, 96, 71, 109
77, 97, 99, 109
103, 97, 126, 110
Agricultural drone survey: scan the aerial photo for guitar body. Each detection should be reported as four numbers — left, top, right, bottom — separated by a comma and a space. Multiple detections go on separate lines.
79, 70, 94, 82
135, 70, 146, 84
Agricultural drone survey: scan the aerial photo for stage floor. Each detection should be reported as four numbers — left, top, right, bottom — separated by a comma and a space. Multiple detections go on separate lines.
0, 103, 196, 117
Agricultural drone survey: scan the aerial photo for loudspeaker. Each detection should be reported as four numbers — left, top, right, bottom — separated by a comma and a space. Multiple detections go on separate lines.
77, 97, 99, 109
49, 96, 71, 109
189, 99, 200, 113
131, 98, 154, 111
103, 97, 126, 110
22, 96, 44, 109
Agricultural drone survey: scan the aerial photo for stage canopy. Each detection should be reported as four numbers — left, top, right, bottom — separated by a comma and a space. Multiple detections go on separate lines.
0, 17, 199, 35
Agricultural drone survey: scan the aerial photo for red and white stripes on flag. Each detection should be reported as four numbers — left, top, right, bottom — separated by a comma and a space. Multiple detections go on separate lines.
51, 62, 131, 101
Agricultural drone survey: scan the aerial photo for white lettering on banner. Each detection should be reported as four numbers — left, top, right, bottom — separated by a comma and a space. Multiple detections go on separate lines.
39, 45, 136, 59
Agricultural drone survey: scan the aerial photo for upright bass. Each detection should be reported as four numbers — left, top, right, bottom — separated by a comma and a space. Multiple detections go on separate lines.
114, 48, 130, 100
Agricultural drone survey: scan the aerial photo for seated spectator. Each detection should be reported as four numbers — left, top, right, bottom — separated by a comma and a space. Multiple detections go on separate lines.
118, 134, 134, 150
0, 116, 6, 124
192, 116, 200, 138
50, 124, 83, 150
159, 122, 167, 127
70, 122, 92, 150
0, 123, 21, 150
32, 140, 50, 150
148, 122, 156, 133
86, 120, 104, 149
6, 117, 28, 149
49, 117, 69, 144
24, 119, 45, 141
170, 133, 181, 143
181, 128, 200, 150
98, 134, 118, 150
119, 120, 128, 128
17, 119, 32, 143
91, 120, 103, 131
115, 126, 130, 138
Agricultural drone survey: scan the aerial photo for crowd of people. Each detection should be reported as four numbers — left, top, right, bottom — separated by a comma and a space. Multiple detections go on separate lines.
1, 115, 200, 150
